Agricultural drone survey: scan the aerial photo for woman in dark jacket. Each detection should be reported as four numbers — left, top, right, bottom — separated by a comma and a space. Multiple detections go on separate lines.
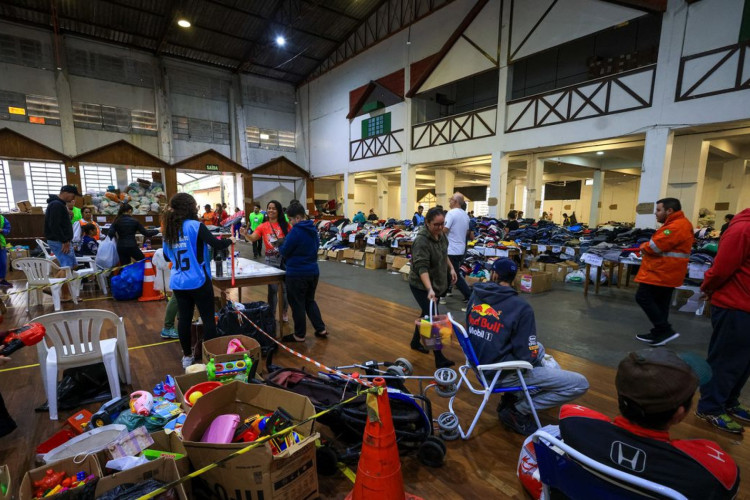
279, 203, 327, 343
408, 207, 456, 368
107, 203, 158, 265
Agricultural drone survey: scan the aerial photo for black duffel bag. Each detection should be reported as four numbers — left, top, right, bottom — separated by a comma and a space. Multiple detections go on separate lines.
216, 301, 277, 354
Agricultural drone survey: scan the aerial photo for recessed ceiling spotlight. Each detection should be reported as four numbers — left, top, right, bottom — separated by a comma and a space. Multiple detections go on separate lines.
177, 19, 191, 28
276, 36, 286, 46
596, 151, 604, 155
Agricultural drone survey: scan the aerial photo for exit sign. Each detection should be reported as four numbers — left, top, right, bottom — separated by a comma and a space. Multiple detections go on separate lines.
206, 164, 219, 171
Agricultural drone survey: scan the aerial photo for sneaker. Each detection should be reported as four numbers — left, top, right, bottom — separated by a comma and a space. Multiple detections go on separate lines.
160, 327, 179, 339
728, 405, 750, 423
282, 334, 305, 343
182, 356, 195, 369
445, 292, 453, 297
0, 280, 11, 288
635, 332, 656, 343
460, 307, 467, 312
696, 412, 744, 434
439, 297, 447, 305
498, 406, 537, 436
650, 332, 680, 346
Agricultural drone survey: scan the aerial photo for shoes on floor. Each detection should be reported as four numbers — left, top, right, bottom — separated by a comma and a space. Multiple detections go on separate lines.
410, 341, 429, 354
445, 292, 453, 297
728, 404, 750, 423
314, 330, 328, 338
496, 393, 519, 414
439, 298, 447, 305
182, 356, 195, 369
434, 351, 455, 369
498, 405, 537, 436
160, 327, 179, 339
696, 412, 744, 434
282, 334, 305, 343
460, 307, 467, 312
635, 331, 680, 346
0, 280, 12, 288
0, 416, 17, 438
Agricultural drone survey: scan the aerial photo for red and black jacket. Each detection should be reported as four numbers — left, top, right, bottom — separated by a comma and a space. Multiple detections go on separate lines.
559, 405, 739, 499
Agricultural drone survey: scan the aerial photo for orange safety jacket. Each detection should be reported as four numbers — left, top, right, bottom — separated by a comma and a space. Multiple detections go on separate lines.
635, 210, 694, 288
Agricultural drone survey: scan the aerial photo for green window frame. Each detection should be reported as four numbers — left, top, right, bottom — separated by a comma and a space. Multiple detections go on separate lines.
361, 112, 391, 139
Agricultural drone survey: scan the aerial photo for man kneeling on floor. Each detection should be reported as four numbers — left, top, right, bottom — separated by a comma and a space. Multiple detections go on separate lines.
466, 258, 589, 435
558, 349, 739, 498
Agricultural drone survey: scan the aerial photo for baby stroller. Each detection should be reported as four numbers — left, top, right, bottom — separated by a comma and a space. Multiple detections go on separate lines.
262, 363, 446, 474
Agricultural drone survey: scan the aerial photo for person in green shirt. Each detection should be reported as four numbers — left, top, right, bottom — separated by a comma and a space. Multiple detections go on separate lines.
66, 199, 82, 224
247, 203, 265, 258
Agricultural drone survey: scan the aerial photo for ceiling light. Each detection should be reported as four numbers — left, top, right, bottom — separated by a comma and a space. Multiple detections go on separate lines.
275, 36, 286, 46
596, 151, 604, 155
177, 19, 191, 28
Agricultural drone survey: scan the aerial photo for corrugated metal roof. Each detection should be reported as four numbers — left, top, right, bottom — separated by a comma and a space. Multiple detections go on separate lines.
0, 0, 450, 84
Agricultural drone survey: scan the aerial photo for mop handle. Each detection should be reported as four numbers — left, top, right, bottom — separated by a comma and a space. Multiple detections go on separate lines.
231, 241, 235, 286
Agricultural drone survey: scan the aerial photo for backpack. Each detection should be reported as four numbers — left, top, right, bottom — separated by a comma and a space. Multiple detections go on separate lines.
216, 301, 277, 354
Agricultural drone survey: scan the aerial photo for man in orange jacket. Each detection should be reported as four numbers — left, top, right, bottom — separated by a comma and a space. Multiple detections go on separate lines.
635, 198, 694, 346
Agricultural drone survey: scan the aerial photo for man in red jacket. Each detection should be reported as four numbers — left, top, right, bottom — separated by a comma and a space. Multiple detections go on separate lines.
697, 208, 750, 433
635, 198, 694, 346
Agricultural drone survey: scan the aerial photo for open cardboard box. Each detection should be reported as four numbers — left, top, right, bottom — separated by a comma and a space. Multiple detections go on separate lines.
181, 382, 319, 500
174, 370, 210, 413
95, 457, 187, 499
519, 271, 552, 294
19, 455, 102, 500
201, 334, 261, 365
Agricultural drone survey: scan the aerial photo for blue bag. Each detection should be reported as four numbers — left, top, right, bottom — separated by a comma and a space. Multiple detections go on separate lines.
111, 260, 145, 301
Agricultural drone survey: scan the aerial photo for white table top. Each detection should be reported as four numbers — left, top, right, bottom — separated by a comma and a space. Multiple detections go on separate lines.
211, 258, 285, 281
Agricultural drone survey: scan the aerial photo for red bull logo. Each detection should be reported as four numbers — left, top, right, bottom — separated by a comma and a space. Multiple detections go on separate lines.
470, 303, 501, 320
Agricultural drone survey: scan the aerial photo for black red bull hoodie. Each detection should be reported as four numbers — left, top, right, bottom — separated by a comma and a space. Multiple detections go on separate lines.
465, 282, 543, 369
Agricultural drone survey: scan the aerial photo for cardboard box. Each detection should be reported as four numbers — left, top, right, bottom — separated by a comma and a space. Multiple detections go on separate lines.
95, 457, 187, 500
352, 250, 365, 266
19, 454, 102, 500
174, 370, 210, 413
182, 382, 319, 500
385, 254, 396, 264
16, 200, 32, 213
552, 264, 573, 282
365, 251, 387, 270
201, 334, 261, 365
399, 263, 411, 281
342, 248, 357, 263
29, 206, 44, 214
317, 248, 325, 258
147, 431, 190, 478
391, 256, 410, 271
528, 262, 547, 272
519, 272, 552, 294
464, 276, 485, 287
327, 249, 344, 261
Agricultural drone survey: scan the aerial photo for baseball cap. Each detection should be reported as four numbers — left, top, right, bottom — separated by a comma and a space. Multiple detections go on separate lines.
60, 185, 80, 196
616, 349, 701, 414
490, 257, 518, 281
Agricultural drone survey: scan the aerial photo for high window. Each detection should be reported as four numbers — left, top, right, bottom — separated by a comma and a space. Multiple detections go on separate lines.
361, 113, 391, 138
24, 162, 66, 207
81, 165, 117, 194
0, 161, 15, 212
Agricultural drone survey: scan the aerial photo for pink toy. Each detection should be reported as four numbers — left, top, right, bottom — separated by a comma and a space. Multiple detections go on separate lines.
201, 414, 240, 444
129, 391, 154, 416
226, 338, 246, 354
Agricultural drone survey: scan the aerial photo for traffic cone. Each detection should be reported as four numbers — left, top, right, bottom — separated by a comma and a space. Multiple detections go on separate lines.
138, 254, 164, 302
346, 377, 423, 500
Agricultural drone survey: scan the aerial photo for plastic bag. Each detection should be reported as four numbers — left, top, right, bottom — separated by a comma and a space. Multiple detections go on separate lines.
111, 261, 145, 301
415, 301, 452, 350
96, 236, 119, 270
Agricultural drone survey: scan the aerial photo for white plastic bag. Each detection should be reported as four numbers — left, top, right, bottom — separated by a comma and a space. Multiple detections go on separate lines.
96, 236, 119, 269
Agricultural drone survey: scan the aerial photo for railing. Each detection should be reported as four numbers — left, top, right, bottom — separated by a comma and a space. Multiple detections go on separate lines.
349, 129, 404, 161
411, 105, 496, 150
676, 41, 750, 101
505, 65, 656, 133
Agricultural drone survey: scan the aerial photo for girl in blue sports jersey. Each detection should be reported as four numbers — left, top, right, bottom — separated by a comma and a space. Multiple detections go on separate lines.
163, 193, 234, 369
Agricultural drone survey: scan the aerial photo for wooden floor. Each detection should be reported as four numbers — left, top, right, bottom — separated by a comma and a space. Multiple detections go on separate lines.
0, 274, 748, 499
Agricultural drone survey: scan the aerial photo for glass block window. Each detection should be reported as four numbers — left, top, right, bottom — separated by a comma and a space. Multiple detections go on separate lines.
361, 113, 391, 138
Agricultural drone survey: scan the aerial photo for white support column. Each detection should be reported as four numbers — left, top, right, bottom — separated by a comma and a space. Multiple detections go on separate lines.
667, 135, 709, 225
719, 159, 749, 218
636, 127, 674, 228
488, 151, 509, 218
589, 170, 605, 227
400, 162, 416, 220
435, 168, 455, 208
525, 156, 544, 217
376, 174, 389, 219
343, 173, 356, 219
153, 60, 173, 163
54, 70, 76, 156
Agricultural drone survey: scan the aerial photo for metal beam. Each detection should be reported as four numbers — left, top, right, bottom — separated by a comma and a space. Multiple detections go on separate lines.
596, 0, 667, 13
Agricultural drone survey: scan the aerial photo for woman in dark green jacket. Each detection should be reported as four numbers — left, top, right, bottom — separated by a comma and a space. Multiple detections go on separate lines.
409, 207, 456, 368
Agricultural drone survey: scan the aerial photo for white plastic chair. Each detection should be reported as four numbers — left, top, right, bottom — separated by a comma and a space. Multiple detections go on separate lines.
36, 238, 55, 261
12, 258, 79, 311
532, 430, 687, 499
34, 309, 131, 420
75, 255, 107, 295
446, 312, 541, 439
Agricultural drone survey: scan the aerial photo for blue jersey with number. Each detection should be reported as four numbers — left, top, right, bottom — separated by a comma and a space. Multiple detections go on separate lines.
163, 219, 211, 290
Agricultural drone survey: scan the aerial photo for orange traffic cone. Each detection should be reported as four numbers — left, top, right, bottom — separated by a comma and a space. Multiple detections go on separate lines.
346, 377, 423, 500
138, 254, 164, 302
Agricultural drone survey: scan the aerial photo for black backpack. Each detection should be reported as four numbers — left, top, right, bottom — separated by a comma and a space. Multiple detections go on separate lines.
216, 301, 277, 354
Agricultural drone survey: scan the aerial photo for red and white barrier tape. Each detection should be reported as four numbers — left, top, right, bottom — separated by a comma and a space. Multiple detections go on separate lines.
234, 305, 372, 388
